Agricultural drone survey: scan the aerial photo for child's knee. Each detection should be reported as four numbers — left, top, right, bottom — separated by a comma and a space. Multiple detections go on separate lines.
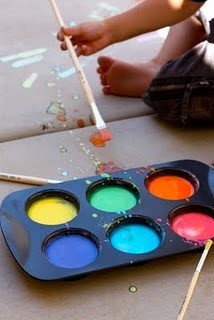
143, 80, 214, 125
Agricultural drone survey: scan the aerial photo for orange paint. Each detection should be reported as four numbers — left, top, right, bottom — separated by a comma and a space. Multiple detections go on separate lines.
147, 175, 195, 200
89, 128, 111, 147
89, 114, 95, 125
57, 114, 67, 122
99, 128, 111, 141
77, 119, 85, 128
89, 132, 105, 147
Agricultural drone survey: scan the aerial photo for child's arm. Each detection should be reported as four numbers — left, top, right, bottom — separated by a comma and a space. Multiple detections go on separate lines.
107, 0, 205, 43
57, 0, 205, 56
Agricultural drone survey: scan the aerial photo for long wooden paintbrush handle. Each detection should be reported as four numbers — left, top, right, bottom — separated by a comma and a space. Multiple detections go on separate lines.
177, 239, 213, 320
49, 0, 95, 105
0, 173, 62, 185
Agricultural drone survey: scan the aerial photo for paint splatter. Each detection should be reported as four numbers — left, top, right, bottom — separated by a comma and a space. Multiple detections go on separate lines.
96, 161, 123, 174
77, 119, 85, 128
69, 21, 76, 26
22, 73, 38, 88
59, 146, 68, 154
75, 135, 123, 174
57, 114, 67, 122
85, 180, 92, 185
92, 213, 98, 218
0, 48, 47, 62
47, 82, 57, 88
89, 114, 95, 125
47, 102, 66, 117
129, 286, 137, 293
61, 171, 69, 177
156, 218, 162, 223
89, 132, 106, 147
59, 62, 87, 78
52, 66, 61, 74
72, 94, 80, 100
12, 55, 44, 68
90, 2, 120, 20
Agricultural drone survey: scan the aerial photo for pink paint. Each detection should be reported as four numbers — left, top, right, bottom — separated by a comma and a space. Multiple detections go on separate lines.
171, 212, 214, 242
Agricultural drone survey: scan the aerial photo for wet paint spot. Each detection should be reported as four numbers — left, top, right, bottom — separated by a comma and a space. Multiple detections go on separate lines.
86, 180, 92, 185
53, 66, 61, 74
92, 213, 98, 218
72, 94, 80, 100
61, 171, 69, 177
59, 62, 87, 78
47, 102, 66, 117
96, 162, 123, 174
77, 119, 85, 128
90, 3, 120, 20
89, 132, 105, 147
129, 286, 137, 293
89, 114, 95, 125
47, 82, 57, 88
69, 21, 76, 26
57, 114, 67, 122
22, 73, 38, 88
0, 48, 47, 62
12, 55, 44, 68
59, 146, 68, 154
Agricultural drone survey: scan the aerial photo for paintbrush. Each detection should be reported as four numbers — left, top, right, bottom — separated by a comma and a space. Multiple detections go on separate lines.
49, 0, 111, 142
0, 172, 62, 186
177, 239, 213, 320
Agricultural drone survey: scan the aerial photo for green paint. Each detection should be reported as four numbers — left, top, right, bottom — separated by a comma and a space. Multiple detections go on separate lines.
129, 286, 137, 293
22, 73, 38, 88
89, 185, 137, 212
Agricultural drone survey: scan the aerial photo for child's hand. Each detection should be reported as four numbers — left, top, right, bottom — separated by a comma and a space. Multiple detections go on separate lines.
57, 21, 111, 56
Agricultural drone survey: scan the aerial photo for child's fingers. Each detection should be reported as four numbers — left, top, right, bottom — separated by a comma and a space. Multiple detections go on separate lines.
57, 26, 74, 42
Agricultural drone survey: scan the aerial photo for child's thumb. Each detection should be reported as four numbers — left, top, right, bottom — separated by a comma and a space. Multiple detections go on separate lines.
61, 26, 79, 37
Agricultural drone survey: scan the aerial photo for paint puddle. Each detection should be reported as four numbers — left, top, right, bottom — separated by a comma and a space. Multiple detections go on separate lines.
89, 131, 105, 147
26, 193, 78, 225
89, 129, 111, 147
44, 231, 99, 268
169, 205, 214, 242
87, 180, 139, 213
146, 170, 197, 200
108, 217, 163, 254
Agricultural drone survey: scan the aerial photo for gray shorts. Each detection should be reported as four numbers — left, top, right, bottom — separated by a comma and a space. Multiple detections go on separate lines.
143, 4, 214, 125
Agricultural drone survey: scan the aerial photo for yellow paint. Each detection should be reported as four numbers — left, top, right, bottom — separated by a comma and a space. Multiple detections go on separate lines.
27, 197, 77, 225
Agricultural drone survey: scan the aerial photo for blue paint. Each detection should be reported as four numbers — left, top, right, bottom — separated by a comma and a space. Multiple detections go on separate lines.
45, 234, 98, 268
12, 55, 44, 68
110, 223, 161, 254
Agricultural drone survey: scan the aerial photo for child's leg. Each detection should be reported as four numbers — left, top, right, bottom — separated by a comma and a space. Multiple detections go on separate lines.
143, 17, 214, 124
97, 15, 206, 97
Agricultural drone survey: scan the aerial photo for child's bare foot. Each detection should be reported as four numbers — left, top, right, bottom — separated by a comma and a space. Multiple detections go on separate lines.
97, 56, 161, 97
